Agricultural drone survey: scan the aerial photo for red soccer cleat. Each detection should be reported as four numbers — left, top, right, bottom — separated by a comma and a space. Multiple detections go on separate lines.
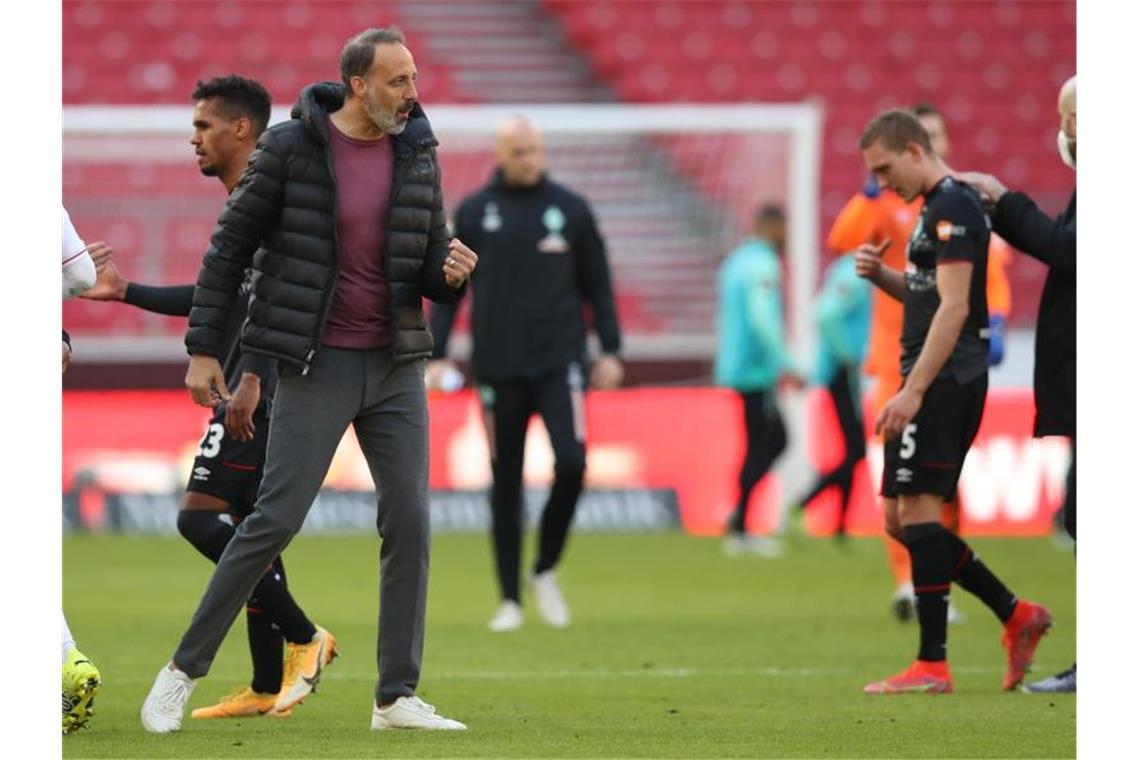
864, 660, 953, 694
1001, 601, 1053, 690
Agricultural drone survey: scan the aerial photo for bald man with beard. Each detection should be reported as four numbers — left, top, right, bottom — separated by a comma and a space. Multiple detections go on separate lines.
429, 116, 623, 633
958, 75, 1077, 693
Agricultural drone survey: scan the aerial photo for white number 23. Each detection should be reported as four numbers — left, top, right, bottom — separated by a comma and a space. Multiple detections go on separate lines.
198, 423, 225, 458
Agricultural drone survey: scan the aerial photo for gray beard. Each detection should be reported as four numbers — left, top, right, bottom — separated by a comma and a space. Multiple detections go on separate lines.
365, 101, 407, 136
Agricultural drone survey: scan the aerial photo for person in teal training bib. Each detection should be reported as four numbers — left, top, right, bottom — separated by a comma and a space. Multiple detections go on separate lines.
715, 205, 801, 556
787, 252, 871, 538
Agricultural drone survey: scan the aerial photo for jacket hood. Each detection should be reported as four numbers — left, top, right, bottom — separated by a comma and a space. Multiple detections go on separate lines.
291, 82, 437, 149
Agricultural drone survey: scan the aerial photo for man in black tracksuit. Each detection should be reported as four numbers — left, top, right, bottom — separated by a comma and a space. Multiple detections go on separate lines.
430, 116, 623, 632
958, 75, 1077, 694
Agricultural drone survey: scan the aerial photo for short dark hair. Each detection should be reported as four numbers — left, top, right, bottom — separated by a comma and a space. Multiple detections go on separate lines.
340, 27, 406, 88
859, 109, 933, 154
756, 204, 786, 225
911, 101, 942, 120
191, 75, 272, 137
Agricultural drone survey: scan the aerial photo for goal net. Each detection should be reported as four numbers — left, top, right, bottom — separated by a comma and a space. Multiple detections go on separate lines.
63, 103, 823, 366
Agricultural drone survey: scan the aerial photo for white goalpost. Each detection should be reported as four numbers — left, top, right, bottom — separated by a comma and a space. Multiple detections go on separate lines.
64, 102, 824, 369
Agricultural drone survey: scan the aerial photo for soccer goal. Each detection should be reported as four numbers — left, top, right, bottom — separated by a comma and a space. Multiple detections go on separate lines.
64, 102, 824, 367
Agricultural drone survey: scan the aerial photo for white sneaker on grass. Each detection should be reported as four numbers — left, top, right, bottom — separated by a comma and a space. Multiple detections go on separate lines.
371, 696, 467, 730
723, 534, 785, 559
531, 570, 570, 628
947, 602, 968, 625
488, 600, 524, 632
140, 663, 196, 733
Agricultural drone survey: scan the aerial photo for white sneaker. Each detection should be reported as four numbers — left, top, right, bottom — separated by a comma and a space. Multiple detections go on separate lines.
723, 534, 784, 559
530, 570, 570, 628
487, 600, 524, 632
947, 602, 968, 625
889, 582, 916, 622
140, 663, 196, 733
371, 696, 467, 730
889, 583, 967, 624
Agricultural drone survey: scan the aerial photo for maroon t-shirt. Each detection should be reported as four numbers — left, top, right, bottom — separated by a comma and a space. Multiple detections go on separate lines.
322, 117, 395, 349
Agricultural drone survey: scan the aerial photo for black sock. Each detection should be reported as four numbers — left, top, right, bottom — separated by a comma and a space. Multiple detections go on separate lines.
178, 510, 316, 644
250, 557, 317, 645
904, 522, 951, 663
726, 502, 747, 534
245, 603, 283, 695
943, 530, 1018, 623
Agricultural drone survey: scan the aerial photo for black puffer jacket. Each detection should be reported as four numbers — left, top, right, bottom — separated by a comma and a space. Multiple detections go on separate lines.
186, 82, 462, 376
991, 189, 1075, 438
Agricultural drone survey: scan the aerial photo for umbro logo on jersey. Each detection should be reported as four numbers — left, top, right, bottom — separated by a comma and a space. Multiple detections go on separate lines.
896, 468, 913, 483
192, 466, 211, 481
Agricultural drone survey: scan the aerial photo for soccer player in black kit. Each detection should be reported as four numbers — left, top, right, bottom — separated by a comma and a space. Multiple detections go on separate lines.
82, 76, 336, 717
853, 110, 1051, 694
429, 116, 623, 632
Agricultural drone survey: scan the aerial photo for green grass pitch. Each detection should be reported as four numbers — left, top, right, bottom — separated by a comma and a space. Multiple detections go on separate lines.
63, 532, 1074, 758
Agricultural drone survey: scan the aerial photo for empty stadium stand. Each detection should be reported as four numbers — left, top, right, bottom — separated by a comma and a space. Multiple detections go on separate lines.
63, 1, 1074, 354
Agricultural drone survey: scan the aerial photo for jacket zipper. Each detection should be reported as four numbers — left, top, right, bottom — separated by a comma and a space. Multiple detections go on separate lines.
303, 143, 344, 376
383, 143, 414, 308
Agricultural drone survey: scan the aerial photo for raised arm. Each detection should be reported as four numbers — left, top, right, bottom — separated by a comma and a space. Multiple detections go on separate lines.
82, 257, 195, 316
62, 207, 96, 300
992, 191, 1076, 273
854, 238, 906, 301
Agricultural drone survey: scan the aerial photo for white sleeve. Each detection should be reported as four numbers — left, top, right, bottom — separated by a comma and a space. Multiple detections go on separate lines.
62, 207, 96, 300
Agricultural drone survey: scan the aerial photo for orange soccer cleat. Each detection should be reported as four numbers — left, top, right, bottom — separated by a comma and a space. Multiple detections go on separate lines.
1001, 601, 1053, 690
864, 660, 953, 694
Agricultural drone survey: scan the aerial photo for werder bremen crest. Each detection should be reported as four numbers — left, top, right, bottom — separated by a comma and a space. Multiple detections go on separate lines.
537, 205, 570, 253
481, 201, 502, 232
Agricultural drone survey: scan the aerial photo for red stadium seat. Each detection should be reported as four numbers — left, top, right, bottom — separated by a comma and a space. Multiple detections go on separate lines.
66, 0, 1075, 333
543, 0, 1075, 328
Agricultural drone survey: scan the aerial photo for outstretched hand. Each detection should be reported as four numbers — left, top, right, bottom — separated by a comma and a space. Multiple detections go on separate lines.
81, 257, 129, 301
85, 241, 113, 273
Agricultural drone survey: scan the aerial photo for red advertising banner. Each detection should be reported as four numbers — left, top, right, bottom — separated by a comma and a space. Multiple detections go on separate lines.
63, 387, 1069, 536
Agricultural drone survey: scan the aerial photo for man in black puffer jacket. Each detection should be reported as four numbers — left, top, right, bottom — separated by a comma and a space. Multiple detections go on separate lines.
141, 28, 477, 734
958, 75, 1076, 694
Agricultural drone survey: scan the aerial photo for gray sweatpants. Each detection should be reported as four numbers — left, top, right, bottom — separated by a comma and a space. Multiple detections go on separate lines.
173, 347, 431, 706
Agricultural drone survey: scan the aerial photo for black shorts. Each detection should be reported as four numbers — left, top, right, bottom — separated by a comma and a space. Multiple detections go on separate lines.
185, 400, 271, 517
881, 374, 987, 501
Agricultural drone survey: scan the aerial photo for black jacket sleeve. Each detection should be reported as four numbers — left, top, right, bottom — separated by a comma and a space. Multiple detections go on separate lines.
419, 152, 467, 305
992, 190, 1076, 273
124, 283, 195, 317
574, 201, 622, 354
185, 128, 288, 358
429, 198, 474, 359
